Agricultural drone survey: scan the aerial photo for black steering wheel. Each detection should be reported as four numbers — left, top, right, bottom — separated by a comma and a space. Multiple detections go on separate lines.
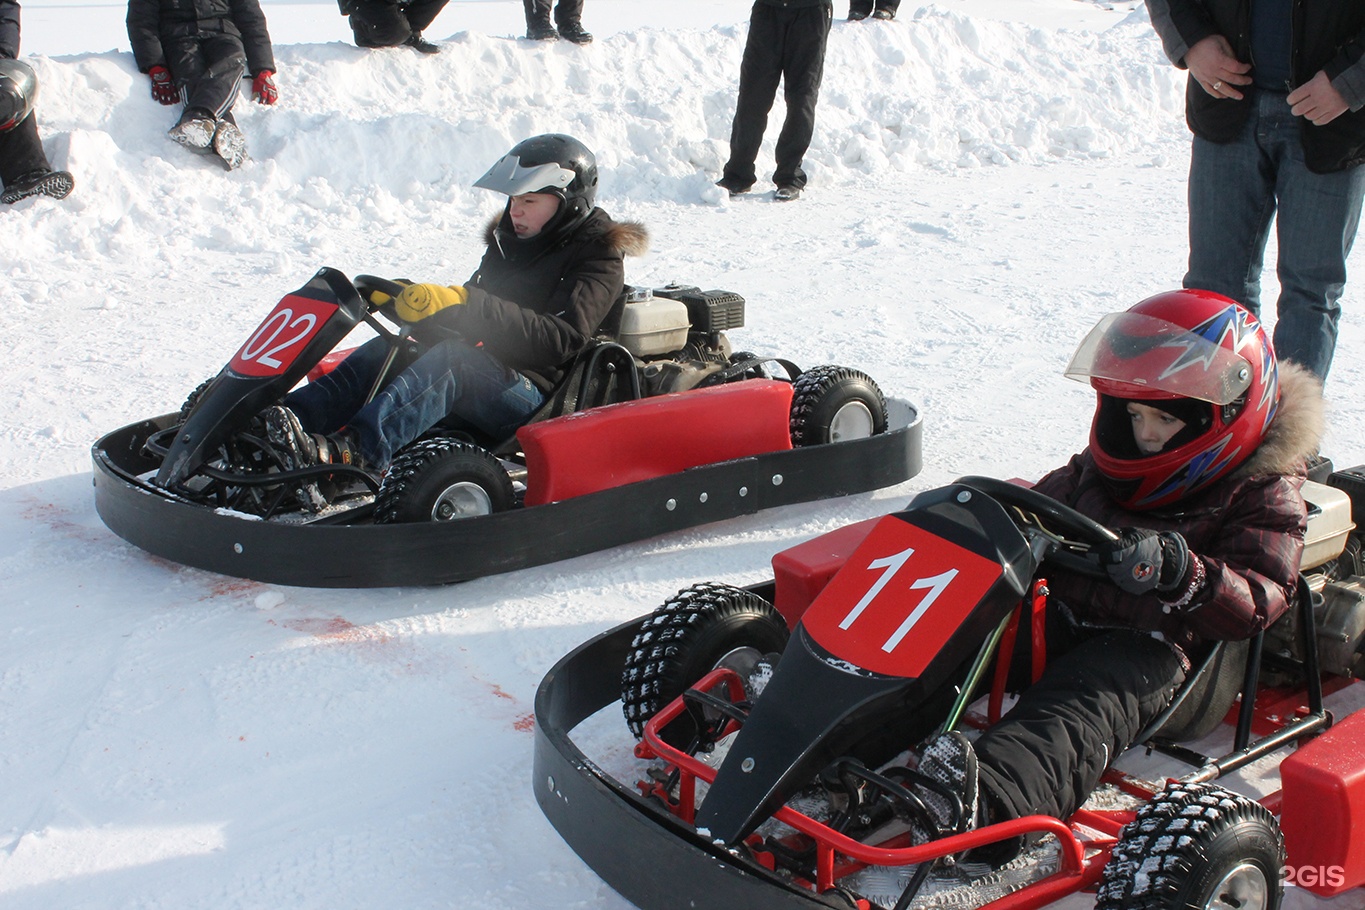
353, 274, 408, 308
955, 475, 1118, 577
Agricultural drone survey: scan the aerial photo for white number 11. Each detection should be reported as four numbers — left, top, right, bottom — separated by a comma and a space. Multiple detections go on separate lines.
837, 546, 959, 653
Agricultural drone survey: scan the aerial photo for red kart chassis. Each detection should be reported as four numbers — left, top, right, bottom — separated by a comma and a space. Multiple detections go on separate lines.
533, 487, 1365, 910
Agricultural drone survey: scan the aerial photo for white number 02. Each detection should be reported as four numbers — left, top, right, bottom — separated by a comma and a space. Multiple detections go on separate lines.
836, 547, 959, 653
239, 308, 318, 370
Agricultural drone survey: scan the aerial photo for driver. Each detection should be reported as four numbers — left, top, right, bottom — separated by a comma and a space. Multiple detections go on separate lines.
913, 290, 1323, 864
262, 133, 648, 480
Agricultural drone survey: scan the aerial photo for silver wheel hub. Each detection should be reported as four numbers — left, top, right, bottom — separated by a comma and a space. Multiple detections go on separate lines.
430, 481, 492, 521
1204, 862, 1269, 910
830, 401, 875, 442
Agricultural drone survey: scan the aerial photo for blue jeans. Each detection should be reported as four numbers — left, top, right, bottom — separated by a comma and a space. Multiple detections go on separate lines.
1186, 88, 1365, 381
285, 336, 545, 467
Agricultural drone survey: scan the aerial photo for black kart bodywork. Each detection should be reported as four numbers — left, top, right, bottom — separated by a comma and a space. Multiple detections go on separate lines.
92, 268, 923, 587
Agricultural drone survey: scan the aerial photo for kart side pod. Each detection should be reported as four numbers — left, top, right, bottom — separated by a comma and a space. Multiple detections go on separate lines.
694, 483, 1039, 845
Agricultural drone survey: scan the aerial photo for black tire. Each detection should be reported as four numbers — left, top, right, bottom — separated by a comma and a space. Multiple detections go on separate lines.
373, 439, 514, 523
1096, 781, 1285, 910
789, 365, 888, 446
177, 376, 217, 423
621, 582, 789, 743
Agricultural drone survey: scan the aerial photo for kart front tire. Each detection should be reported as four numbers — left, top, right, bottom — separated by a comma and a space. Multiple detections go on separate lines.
789, 365, 888, 446
621, 582, 789, 742
373, 439, 513, 523
177, 376, 217, 423
1095, 781, 1284, 910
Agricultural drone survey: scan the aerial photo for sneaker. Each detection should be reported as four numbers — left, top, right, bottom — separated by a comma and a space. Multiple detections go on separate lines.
774, 185, 802, 202
168, 115, 216, 150
911, 731, 979, 842
526, 23, 559, 40
1, 168, 74, 204
848, 9, 870, 20
716, 177, 753, 196
872, 8, 895, 19
212, 120, 248, 170
405, 31, 441, 54
559, 22, 593, 44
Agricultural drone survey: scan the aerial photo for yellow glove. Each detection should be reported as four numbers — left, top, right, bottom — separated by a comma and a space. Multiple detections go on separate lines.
394, 283, 468, 323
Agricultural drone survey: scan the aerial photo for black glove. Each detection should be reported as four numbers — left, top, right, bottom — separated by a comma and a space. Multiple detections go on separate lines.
1098, 528, 1191, 596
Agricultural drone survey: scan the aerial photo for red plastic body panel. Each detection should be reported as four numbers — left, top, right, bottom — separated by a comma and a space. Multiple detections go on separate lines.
518, 380, 794, 507
770, 518, 879, 628
1280, 705, 1365, 896
306, 347, 355, 382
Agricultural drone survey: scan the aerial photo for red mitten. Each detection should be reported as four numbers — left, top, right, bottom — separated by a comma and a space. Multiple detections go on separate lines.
252, 70, 278, 105
148, 65, 179, 105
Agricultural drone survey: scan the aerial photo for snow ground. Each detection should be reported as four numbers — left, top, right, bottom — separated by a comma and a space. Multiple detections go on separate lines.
3, 0, 1364, 908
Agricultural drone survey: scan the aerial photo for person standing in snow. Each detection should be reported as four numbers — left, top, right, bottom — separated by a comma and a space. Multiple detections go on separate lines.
900, 292, 1321, 868
1146, 0, 1365, 383
339, 0, 446, 54
717, 0, 832, 202
126, 0, 278, 171
261, 134, 648, 484
522, 0, 592, 44
0, 0, 73, 204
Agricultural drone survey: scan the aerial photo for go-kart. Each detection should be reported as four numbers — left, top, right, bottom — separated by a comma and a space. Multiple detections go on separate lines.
91, 268, 922, 587
533, 465, 1365, 910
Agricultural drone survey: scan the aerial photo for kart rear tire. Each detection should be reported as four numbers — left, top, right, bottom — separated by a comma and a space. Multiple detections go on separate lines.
1095, 781, 1284, 910
621, 582, 789, 742
373, 439, 513, 523
789, 365, 888, 446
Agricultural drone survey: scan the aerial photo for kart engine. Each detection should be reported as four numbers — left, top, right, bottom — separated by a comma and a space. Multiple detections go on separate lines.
618, 285, 745, 395
1266, 479, 1365, 679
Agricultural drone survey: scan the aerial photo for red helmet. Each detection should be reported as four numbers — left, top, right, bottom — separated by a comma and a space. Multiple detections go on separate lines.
1064, 289, 1280, 510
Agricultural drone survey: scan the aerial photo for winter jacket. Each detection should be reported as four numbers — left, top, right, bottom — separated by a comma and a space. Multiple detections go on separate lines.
1146, 0, 1365, 172
0, 0, 19, 60
1033, 362, 1324, 657
421, 207, 648, 391
127, 0, 275, 76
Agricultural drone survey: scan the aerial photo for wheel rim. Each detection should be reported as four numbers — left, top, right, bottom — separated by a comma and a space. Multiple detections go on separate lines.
430, 481, 493, 521
829, 400, 875, 441
1203, 863, 1269, 910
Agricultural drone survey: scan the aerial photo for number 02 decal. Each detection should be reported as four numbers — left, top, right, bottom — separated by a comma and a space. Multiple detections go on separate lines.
802, 515, 1002, 679
230, 294, 336, 378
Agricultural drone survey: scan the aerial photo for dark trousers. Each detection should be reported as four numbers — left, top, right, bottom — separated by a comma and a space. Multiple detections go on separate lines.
0, 112, 51, 185
722, 2, 832, 190
523, 0, 584, 29
166, 32, 246, 119
349, 0, 448, 46
848, 0, 899, 13
973, 632, 1185, 821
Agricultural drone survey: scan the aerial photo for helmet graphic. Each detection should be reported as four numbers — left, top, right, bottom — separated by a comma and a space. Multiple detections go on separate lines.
0, 58, 38, 133
473, 133, 598, 239
1064, 289, 1280, 510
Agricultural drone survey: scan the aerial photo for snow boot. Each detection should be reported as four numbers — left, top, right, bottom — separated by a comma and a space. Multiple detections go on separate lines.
775, 185, 802, 202
910, 731, 980, 843
1, 168, 74, 204
559, 22, 593, 45
872, 8, 895, 19
716, 176, 753, 196
405, 31, 440, 54
168, 111, 216, 150
212, 120, 248, 170
526, 19, 559, 40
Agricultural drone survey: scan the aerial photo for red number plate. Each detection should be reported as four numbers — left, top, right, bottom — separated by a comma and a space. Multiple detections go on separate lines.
229, 294, 337, 378
802, 515, 1004, 679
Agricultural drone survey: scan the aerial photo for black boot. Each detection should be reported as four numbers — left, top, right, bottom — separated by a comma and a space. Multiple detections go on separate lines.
558, 21, 593, 44
1, 168, 74, 204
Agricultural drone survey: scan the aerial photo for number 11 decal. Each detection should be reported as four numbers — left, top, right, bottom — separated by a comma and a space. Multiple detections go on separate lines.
837, 546, 959, 653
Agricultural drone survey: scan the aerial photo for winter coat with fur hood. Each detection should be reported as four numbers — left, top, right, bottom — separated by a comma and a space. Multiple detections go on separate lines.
419, 207, 648, 391
1032, 362, 1324, 657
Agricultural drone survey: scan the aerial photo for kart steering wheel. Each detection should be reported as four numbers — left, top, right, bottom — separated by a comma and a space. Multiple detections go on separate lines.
954, 475, 1118, 577
353, 274, 408, 308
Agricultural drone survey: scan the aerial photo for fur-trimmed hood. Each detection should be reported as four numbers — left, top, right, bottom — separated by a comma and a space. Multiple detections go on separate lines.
1233, 361, 1324, 479
481, 212, 649, 258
